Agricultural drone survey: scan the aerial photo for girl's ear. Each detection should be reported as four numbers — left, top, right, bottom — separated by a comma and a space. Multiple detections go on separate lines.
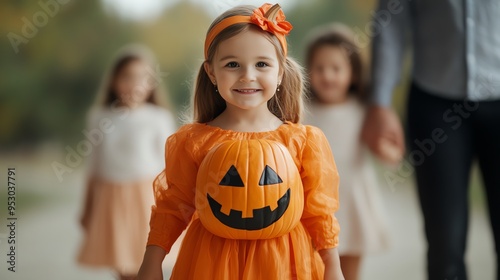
204, 61, 216, 84
278, 66, 284, 85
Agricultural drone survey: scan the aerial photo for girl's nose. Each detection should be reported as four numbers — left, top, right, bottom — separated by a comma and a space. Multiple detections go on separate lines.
239, 67, 256, 82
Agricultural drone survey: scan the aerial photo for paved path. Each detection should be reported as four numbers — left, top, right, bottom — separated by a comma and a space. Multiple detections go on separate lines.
0, 166, 495, 280
361, 181, 495, 280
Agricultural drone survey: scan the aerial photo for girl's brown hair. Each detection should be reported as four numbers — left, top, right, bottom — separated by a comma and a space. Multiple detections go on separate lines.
305, 23, 367, 103
93, 44, 170, 109
192, 5, 305, 124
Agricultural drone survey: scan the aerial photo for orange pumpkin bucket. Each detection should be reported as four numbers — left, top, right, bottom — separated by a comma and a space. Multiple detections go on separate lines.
195, 139, 304, 239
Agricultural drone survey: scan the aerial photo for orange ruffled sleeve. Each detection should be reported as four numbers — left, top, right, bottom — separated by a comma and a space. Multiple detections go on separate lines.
147, 128, 197, 253
300, 126, 340, 250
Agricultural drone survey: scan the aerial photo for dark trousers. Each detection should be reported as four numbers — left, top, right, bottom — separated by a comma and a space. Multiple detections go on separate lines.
407, 82, 500, 280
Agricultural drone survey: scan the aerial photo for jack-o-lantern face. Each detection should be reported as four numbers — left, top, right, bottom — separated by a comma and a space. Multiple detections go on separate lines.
196, 139, 304, 239
207, 164, 288, 230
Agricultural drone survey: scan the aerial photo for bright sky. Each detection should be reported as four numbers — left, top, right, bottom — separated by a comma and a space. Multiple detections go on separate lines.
101, 0, 301, 21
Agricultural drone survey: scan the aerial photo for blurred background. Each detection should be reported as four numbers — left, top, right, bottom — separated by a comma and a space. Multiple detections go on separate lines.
0, 0, 494, 279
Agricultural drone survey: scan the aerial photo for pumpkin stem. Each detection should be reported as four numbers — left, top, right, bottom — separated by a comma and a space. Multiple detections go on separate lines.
264, 4, 282, 24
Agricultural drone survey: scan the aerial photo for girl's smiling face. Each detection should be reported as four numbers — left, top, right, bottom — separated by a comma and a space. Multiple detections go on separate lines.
309, 45, 352, 104
205, 28, 283, 113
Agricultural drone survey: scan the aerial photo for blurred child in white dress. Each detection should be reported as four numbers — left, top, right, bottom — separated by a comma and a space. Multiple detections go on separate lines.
77, 45, 176, 280
303, 24, 399, 280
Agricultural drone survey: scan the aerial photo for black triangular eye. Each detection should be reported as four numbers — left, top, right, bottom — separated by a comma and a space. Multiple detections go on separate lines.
259, 165, 283, 186
219, 165, 244, 187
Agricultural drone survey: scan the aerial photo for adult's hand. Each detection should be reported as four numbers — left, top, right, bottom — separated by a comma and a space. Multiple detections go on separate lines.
361, 105, 405, 165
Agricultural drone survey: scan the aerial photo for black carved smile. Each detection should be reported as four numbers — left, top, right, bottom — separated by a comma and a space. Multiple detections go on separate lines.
207, 188, 291, 230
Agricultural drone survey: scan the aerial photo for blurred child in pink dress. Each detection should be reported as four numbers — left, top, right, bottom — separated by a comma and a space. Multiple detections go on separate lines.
77, 44, 176, 280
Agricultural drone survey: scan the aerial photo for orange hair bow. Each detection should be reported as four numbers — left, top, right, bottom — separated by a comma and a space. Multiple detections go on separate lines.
204, 3, 293, 59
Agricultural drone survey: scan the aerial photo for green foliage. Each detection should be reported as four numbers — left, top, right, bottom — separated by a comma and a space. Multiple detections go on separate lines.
1, 0, 137, 148
287, 0, 368, 60
2, 0, 407, 150
137, 1, 212, 116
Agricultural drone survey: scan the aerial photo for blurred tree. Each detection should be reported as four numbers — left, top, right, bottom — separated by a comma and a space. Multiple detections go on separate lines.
1, 0, 411, 151
0, 0, 137, 149
137, 1, 211, 118
287, 0, 372, 60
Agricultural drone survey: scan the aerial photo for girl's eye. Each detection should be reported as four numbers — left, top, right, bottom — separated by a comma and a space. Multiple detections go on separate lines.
226, 62, 239, 68
256, 62, 269, 68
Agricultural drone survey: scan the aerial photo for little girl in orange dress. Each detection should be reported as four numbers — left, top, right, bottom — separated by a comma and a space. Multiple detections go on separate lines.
137, 4, 344, 280
77, 45, 176, 280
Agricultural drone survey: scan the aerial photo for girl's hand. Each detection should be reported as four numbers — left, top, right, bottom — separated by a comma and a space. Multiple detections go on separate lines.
319, 248, 345, 280
79, 212, 90, 231
377, 136, 404, 165
324, 264, 345, 280
80, 177, 96, 231
361, 105, 405, 165
136, 245, 167, 280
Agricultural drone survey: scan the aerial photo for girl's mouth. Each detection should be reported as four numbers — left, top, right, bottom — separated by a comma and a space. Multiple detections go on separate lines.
233, 89, 261, 94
